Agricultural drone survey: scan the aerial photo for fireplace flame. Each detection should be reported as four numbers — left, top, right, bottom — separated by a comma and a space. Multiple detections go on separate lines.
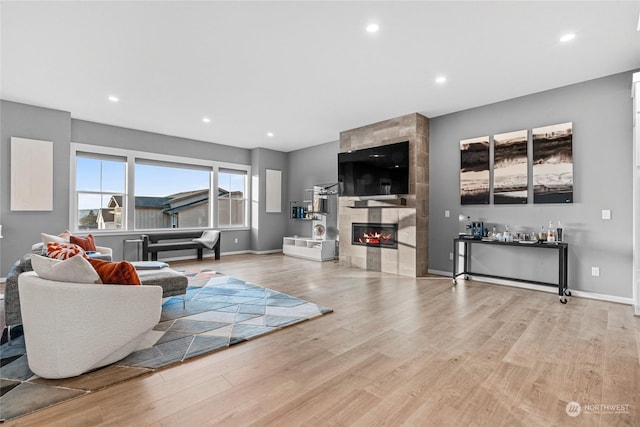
358, 231, 393, 245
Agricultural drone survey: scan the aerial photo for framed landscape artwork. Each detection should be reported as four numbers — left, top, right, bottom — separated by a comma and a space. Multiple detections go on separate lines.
460, 136, 490, 205
493, 130, 528, 204
532, 122, 573, 203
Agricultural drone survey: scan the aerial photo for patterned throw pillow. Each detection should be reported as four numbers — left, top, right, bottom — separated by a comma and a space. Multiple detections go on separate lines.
70, 234, 97, 252
46, 242, 87, 260
87, 258, 142, 285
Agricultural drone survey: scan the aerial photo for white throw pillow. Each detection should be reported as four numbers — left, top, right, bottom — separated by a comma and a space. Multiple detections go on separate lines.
31, 254, 102, 284
41, 232, 68, 245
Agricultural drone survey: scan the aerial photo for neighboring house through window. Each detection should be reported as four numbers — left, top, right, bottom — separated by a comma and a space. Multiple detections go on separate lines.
75, 153, 126, 230
135, 161, 210, 230
71, 143, 250, 232
218, 170, 248, 228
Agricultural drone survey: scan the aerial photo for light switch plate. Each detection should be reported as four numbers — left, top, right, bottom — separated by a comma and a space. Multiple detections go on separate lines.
591, 267, 600, 277
602, 210, 611, 220
445, 210, 450, 218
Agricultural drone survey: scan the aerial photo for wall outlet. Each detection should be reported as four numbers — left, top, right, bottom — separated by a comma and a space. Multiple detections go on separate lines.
591, 266, 600, 277
449, 252, 454, 261
445, 210, 450, 218
602, 209, 611, 220
234, 237, 238, 244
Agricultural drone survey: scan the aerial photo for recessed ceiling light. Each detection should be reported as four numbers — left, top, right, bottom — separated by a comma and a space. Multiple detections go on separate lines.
108, 95, 119, 102
366, 23, 379, 33
560, 33, 575, 42
267, 132, 274, 138
435, 76, 447, 84
202, 117, 211, 123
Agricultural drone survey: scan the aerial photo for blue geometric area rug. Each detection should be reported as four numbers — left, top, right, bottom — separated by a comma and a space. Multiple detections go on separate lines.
0, 273, 332, 422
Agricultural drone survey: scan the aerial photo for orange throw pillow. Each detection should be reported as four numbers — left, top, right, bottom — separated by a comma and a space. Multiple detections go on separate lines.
70, 234, 97, 252
88, 258, 142, 286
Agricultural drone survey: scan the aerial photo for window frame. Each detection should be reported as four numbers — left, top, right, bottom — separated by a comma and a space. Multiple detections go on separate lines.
70, 143, 251, 234
74, 152, 128, 231
217, 169, 249, 229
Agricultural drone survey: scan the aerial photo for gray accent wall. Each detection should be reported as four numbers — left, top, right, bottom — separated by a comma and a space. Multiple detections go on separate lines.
429, 71, 636, 298
250, 147, 288, 252
286, 140, 339, 238
72, 119, 251, 165
71, 119, 255, 260
1, 101, 72, 275
0, 101, 280, 274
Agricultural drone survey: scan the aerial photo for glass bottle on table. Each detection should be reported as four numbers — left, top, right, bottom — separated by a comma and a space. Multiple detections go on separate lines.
557, 221, 563, 241
547, 221, 556, 242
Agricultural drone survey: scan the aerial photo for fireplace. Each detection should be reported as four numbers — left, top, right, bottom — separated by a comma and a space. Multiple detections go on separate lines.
352, 223, 398, 249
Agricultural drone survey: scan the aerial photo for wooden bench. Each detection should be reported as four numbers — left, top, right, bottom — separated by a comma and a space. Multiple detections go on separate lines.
141, 231, 221, 261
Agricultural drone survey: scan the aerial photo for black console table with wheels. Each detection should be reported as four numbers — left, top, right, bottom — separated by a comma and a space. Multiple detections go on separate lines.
452, 238, 570, 303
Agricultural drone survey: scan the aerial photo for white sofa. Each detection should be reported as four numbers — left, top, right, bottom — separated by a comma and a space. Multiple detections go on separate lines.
18, 271, 162, 379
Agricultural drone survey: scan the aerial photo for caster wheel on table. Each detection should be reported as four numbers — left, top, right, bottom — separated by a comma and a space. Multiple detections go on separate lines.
559, 297, 568, 304
452, 279, 457, 285
564, 289, 572, 297
463, 275, 469, 280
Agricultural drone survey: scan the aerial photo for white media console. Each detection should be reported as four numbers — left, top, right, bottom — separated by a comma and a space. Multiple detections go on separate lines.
282, 237, 336, 261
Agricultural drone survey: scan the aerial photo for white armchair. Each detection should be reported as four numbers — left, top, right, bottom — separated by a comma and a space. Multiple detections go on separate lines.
18, 271, 162, 379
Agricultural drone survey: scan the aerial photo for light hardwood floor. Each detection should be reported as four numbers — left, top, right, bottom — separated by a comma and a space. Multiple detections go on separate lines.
7, 254, 640, 426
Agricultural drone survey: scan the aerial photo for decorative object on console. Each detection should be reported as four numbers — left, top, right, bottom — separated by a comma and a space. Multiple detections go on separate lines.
493, 129, 528, 204
533, 122, 573, 203
460, 136, 490, 205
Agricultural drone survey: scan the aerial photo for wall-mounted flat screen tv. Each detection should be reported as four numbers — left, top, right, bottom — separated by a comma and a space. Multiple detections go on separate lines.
338, 141, 410, 197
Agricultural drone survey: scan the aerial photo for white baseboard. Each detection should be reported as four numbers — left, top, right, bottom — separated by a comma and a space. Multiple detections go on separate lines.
427, 269, 634, 306
249, 249, 282, 255
428, 269, 452, 277
156, 249, 282, 262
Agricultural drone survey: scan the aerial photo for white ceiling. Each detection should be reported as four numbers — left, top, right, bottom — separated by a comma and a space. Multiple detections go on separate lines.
1, 1, 639, 152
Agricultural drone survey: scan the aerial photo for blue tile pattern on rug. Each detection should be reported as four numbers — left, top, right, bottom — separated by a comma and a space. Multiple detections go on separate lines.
118, 275, 332, 369
0, 273, 332, 422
